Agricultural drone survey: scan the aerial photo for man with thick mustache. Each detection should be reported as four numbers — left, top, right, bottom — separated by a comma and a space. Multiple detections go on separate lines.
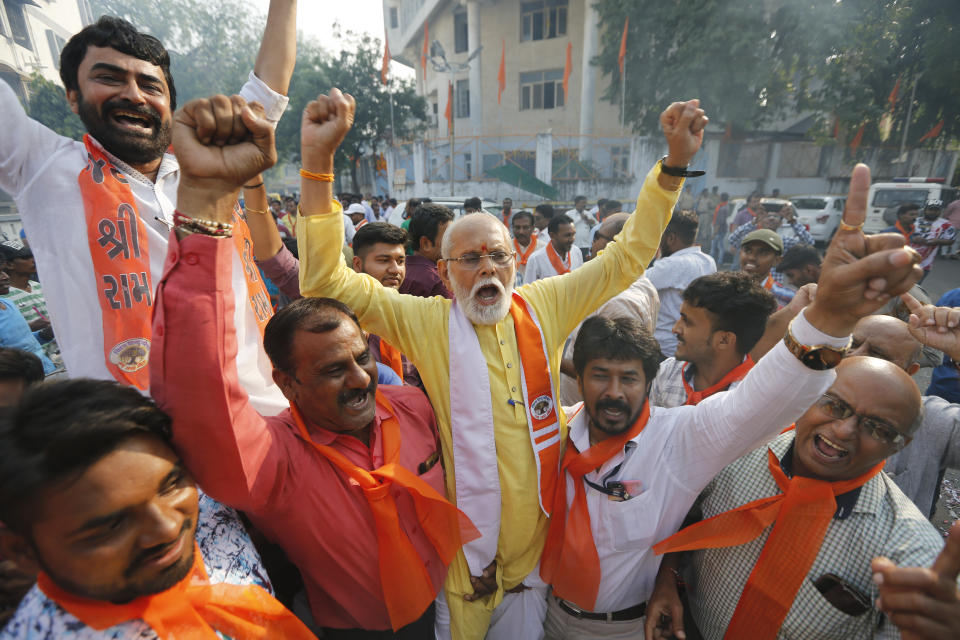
0, 2, 297, 413
294, 89, 707, 639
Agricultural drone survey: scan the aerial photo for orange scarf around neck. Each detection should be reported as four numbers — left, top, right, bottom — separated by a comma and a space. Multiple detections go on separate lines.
894, 220, 913, 240
546, 242, 571, 275
514, 237, 537, 266
682, 356, 755, 405
38, 543, 314, 639
653, 445, 884, 639
291, 394, 477, 630
378, 339, 404, 378
540, 402, 651, 610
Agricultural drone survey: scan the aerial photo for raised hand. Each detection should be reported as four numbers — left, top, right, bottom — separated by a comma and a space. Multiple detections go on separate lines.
872, 520, 960, 639
301, 88, 356, 169
901, 293, 960, 361
804, 164, 923, 337
173, 95, 277, 192
660, 100, 708, 168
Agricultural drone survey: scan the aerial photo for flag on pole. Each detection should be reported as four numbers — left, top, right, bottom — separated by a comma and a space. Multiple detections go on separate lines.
849, 124, 865, 152
421, 23, 429, 74
618, 17, 629, 75
381, 32, 390, 85
497, 39, 506, 105
445, 81, 453, 132
918, 119, 944, 143
563, 41, 572, 99
887, 75, 901, 107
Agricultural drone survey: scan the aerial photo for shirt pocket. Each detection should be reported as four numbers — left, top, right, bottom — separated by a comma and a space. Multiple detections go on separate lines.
781, 576, 874, 640
602, 488, 660, 552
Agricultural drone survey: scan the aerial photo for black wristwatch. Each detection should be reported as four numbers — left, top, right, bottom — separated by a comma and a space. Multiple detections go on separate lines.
660, 156, 706, 178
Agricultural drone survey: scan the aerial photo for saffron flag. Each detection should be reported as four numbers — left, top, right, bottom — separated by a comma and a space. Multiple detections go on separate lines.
849, 124, 865, 152
445, 81, 453, 133
563, 42, 572, 99
498, 40, 506, 105
888, 75, 901, 106
421, 23, 429, 74
618, 17, 629, 75
381, 33, 390, 85
918, 119, 944, 143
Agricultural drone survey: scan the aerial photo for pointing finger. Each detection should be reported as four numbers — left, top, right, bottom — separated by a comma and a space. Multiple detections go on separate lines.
841, 163, 870, 228
931, 520, 960, 581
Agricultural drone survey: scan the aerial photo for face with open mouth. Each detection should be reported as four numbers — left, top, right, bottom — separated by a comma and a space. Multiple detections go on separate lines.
579, 357, 648, 439
739, 241, 779, 280
791, 358, 918, 482
440, 215, 516, 326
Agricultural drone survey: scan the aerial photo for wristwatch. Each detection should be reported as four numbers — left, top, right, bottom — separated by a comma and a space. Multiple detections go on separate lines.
783, 321, 850, 371
659, 156, 706, 178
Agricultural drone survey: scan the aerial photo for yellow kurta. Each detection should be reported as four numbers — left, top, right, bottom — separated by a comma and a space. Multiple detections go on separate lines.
298, 165, 679, 639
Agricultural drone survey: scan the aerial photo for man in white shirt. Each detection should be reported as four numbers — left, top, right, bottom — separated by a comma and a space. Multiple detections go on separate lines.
511, 210, 547, 286
539, 168, 925, 638
525, 214, 583, 282
645, 209, 716, 356
0, 3, 296, 414
566, 195, 598, 257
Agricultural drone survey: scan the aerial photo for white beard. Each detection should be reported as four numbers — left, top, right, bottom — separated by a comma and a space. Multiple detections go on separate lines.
450, 273, 513, 325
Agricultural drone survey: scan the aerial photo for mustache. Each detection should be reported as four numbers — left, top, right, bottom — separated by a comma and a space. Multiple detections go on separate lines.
596, 399, 631, 415
102, 99, 162, 129
337, 380, 377, 407
126, 518, 191, 576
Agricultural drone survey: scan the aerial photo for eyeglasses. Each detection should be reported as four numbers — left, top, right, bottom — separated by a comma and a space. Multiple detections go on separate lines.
815, 393, 906, 446
594, 232, 613, 243
441, 251, 515, 270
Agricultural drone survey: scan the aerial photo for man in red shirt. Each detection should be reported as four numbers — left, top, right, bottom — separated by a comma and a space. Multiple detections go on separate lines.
150, 96, 471, 638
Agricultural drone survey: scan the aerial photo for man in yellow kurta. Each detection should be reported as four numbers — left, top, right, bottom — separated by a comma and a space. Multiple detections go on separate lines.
295, 91, 708, 640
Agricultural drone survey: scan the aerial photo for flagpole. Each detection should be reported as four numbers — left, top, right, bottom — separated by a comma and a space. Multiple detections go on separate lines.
898, 72, 921, 161
620, 57, 626, 133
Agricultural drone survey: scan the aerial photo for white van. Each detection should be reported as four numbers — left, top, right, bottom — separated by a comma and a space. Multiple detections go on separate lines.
864, 178, 957, 233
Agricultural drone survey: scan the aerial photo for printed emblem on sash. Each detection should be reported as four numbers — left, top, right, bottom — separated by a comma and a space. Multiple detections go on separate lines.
109, 338, 150, 372
531, 395, 555, 420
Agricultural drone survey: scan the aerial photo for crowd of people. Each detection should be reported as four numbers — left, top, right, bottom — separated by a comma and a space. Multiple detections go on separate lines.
0, 2, 959, 639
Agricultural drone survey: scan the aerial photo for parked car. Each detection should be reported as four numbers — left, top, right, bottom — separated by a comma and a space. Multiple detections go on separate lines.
386, 198, 503, 227
727, 197, 796, 241
864, 178, 958, 233
791, 195, 847, 244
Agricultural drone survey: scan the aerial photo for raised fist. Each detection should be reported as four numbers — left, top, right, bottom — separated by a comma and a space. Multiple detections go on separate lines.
660, 99, 708, 168
301, 88, 356, 168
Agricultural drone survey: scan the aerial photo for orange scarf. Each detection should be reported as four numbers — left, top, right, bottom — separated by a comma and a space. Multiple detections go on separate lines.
514, 237, 537, 266
290, 395, 477, 630
894, 220, 913, 240
378, 339, 404, 378
653, 446, 884, 639
682, 356, 755, 405
79, 138, 272, 390
761, 274, 774, 291
37, 543, 314, 639
546, 242, 571, 275
541, 401, 651, 610
503, 211, 511, 227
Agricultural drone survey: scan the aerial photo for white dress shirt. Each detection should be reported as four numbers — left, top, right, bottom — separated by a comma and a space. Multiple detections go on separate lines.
0, 74, 288, 414
645, 246, 717, 356
524, 244, 584, 283
566, 207, 598, 248
555, 310, 843, 613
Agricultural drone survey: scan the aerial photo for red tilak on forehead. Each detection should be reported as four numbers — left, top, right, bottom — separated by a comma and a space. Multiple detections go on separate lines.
481, 243, 488, 252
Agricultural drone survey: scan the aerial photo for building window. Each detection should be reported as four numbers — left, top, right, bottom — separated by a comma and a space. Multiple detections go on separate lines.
432, 101, 439, 127
611, 145, 630, 178
520, 0, 567, 42
519, 69, 564, 110
455, 78, 470, 119
4, 0, 32, 50
45, 30, 66, 69
389, 7, 399, 29
454, 11, 468, 53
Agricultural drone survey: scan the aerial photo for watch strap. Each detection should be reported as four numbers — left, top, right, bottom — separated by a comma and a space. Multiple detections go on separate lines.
660, 156, 706, 178
784, 320, 849, 371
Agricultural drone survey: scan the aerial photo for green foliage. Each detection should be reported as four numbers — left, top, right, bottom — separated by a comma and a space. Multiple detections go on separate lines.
595, 0, 959, 146
25, 73, 85, 140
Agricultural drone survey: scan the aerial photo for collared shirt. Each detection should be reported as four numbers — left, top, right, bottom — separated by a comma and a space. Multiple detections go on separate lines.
728, 219, 816, 285
523, 244, 584, 282
648, 356, 747, 408
645, 246, 717, 357
298, 166, 679, 635
686, 431, 947, 640
0, 75, 287, 415
0, 299, 53, 374
1, 281, 61, 364
565, 208, 598, 248
558, 276, 660, 406
398, 254, 453, 299
1, 494, 271, 640
152, 234, 446, 631
556, 312, 840, 614
514, 235, 548, 286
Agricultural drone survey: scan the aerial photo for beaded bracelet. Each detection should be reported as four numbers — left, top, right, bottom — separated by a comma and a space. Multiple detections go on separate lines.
300, 168, 335, 182
173, 210, 234, 237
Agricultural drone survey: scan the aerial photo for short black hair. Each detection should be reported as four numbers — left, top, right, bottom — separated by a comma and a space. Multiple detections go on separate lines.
574, 195, 587, 204
463, 197, 483, 211
721, 192, 729, 201
897, 203, 921, 217
682, 272, 777, 355
263, 298, 362, 373
352, 222, 408, 256
601, 200, 623, 216
60, 16, 176, 110
534, 203, 555, 219
573, 316, 663, 386
548, 214, 574, 235
408, 203, 454, 252
0, 348, 44, 385
0, 379, 173, 533
511, 210, 534, 226
779, 244, 821, 272
665, 209, 699, 245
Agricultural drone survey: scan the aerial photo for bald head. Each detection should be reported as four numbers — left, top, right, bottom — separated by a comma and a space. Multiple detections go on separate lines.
849, 315, 922, 374
592, 212, 630, 256
836, 356, 922, 434
441, 212, 510, 259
